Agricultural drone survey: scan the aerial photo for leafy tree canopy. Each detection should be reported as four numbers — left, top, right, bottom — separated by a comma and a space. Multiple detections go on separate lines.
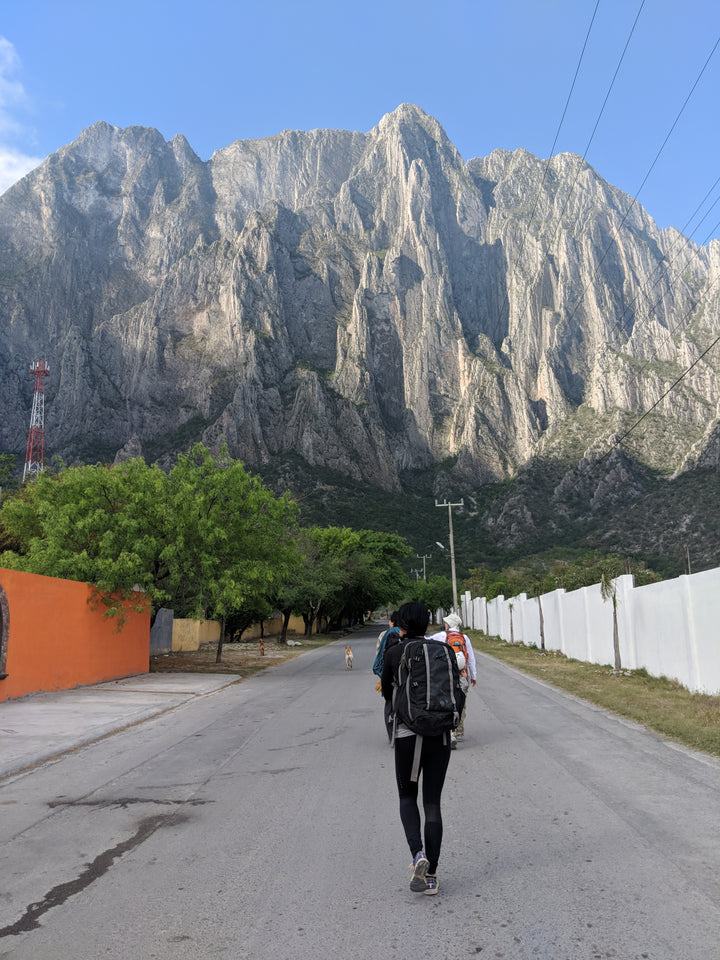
463, 550, 662, 601
271, 526, 412, 633
407, 574, 453, 613
0, 453, 18, 493
0, 444, 299, 623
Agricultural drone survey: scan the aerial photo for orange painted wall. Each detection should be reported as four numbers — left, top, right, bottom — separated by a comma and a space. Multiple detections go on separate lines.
0, 568, 150, 702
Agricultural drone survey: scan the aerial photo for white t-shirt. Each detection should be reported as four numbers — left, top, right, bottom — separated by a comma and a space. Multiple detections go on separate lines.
430, 630, 477, 682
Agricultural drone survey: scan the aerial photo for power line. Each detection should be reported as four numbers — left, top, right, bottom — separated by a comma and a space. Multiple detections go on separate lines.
496, 0, 646, 345
620, 176, 720, 335
622, 208, 720, 359
494, 0, 602, 326
576, 0, 647, 165
602, 272, 720, 455
615, 331, 720, 447
501, 18, 720, 466
602, 186, 720, 376
559, 31, 720, 338
634, 35, 720, 206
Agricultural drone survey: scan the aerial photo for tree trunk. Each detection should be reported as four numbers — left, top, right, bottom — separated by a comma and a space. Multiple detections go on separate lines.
304, 601, 322, 637
280, 610, 291, 644
215, 616, 226, 664
612, 599, 621, 671
537, 595, 546, 652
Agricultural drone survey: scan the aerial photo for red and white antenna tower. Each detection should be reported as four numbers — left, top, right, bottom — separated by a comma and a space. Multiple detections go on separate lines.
22, 358, 50, 482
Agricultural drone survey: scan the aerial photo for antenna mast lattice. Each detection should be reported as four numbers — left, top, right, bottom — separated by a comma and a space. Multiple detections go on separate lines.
23, 358, 50, 482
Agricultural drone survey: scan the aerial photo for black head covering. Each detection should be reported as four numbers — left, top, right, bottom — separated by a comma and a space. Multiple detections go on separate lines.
396, 601, 430, 638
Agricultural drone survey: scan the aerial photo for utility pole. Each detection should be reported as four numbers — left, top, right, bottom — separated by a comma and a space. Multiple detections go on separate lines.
435, 498, 463, 613
416, 553, 431, 581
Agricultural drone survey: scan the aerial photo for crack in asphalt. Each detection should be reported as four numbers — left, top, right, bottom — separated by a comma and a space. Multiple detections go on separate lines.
0, 812, 185, 938
47, 796, 210, 809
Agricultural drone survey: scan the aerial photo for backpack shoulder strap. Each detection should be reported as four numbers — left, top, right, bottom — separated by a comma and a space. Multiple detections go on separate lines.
410, 733, 423, 782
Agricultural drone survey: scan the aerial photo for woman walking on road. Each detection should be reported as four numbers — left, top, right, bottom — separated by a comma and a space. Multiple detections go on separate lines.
381, 601, 454, 895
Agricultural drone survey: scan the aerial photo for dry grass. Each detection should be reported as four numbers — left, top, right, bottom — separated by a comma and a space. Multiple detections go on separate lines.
469, 632, 720, 758
150, 634, 341, 680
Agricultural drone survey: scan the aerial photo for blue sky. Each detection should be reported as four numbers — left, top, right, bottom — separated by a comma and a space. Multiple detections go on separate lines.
2, 0, 719, 242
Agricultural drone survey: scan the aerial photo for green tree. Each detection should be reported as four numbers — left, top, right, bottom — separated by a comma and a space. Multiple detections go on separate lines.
0, 444, 300, 629
463, 566, 524, 602
274, 526, 411, 637
0, 455, 25, 553
0, 453, 18, 496
550, 552, 660, 592
600, 572, 622, 672
276, 527, 351, 637
0, 457, 167, 621
303, 526, 367, 632
344, 530, 412, 622
161, 444, 299, 621
162, 444, 299, 659
411, 574, 453, 613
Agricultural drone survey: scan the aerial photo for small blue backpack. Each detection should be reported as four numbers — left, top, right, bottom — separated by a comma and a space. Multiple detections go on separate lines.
372, 625, 399, 677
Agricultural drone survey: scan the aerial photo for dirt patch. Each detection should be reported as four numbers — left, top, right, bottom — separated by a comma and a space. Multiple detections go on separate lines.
150, 634, 347, 680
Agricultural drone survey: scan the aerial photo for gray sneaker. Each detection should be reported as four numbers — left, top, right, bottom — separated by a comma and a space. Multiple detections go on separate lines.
410, 851, 429, 891
424, 875, 439, 895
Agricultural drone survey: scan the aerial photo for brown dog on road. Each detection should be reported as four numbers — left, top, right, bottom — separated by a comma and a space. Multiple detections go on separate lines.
345, 645, 354, 670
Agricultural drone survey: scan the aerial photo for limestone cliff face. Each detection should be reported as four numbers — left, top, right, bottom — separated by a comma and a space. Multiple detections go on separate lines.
0, 104, 718, 494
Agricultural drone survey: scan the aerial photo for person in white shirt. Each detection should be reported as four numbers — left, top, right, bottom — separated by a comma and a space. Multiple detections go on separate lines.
431, 613, 476, 746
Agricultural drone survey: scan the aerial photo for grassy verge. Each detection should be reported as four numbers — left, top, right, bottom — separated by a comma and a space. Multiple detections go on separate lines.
469, 632, 720, 759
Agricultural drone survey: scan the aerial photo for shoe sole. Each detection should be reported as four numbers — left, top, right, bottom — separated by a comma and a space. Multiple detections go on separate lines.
410, 856, 429, 891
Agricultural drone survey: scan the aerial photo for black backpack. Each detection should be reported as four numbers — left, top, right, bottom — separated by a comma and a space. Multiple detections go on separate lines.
393, 638, 465, 737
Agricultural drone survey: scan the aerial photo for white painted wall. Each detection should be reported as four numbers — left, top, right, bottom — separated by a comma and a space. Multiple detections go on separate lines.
460, 567, 720, 695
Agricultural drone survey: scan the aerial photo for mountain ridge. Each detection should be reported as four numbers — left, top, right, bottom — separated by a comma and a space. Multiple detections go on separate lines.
1, 104, 718, 568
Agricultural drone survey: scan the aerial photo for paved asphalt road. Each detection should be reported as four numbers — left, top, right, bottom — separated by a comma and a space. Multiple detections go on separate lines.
0, 625, 718, 959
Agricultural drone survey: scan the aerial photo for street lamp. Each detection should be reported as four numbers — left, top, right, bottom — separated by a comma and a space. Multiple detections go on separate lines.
435, 499, 463, 614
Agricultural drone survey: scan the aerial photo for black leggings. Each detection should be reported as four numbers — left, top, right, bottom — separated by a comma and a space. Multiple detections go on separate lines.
394, 733, 451, 874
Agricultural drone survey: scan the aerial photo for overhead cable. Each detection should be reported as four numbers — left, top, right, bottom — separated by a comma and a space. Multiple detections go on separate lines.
493, 0, 601, 327
603, 273, 720, 456
498, 0, 646, 339
561, 31, 720, 336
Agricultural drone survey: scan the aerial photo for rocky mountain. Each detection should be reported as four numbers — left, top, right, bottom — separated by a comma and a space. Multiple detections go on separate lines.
1, 104, 718, 567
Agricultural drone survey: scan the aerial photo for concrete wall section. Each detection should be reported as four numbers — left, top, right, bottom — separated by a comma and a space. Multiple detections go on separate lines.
172, 615, 307, 651
172, 618, 222, 651
0, 568, 150, 701
464, 567, 720, 695
627, 569, 720, 695
241, 615, 306, 641
686, 568, 720, 694
150, 608, 174, 655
